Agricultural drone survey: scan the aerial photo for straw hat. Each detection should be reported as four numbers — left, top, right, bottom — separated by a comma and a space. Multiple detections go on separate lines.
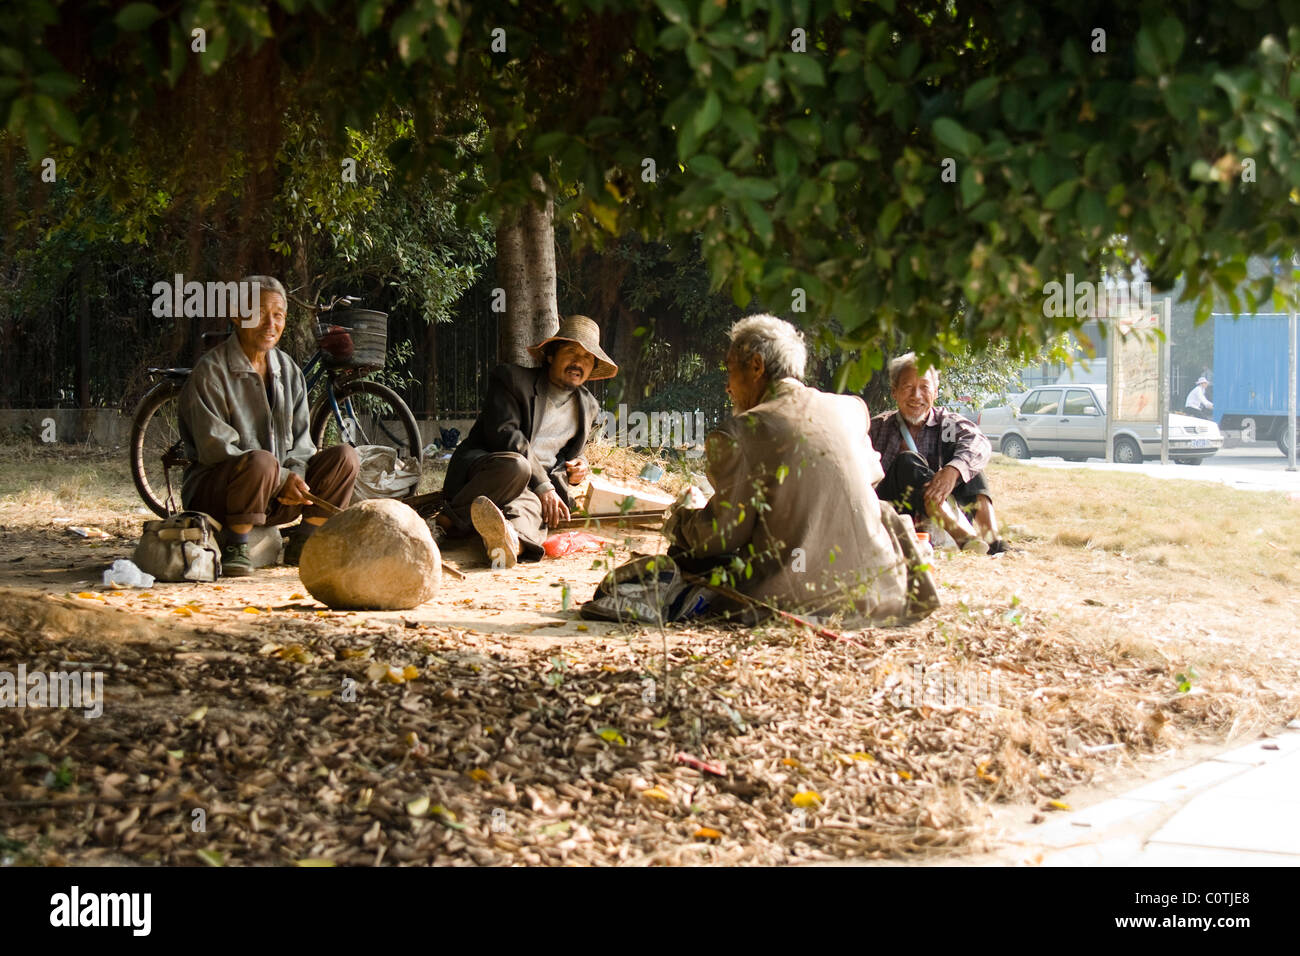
528, 314, 619, 380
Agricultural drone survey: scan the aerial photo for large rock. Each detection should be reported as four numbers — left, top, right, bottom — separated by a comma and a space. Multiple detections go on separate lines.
299, 498, 441, 610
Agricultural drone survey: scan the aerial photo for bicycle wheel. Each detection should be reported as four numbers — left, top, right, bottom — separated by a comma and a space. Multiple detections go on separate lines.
310, 379, 423, 466
130, 380, 191, 517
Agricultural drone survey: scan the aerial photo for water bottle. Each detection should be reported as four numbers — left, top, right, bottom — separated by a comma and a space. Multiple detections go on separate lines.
914, 532, 935, 565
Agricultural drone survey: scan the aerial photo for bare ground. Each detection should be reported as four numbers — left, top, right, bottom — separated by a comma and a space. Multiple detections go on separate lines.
1, 446, 1297, 866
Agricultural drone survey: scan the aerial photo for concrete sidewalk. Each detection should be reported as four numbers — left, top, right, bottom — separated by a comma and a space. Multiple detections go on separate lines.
997, 722, 1300, 865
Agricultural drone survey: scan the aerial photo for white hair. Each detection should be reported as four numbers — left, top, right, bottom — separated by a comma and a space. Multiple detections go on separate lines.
888, 352, 938, 391
240, 275, 288, 303
728, 314, 807, 381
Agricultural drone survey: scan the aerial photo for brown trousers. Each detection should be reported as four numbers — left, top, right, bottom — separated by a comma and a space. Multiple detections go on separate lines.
444, 452, 547, 560
184, 445, 360, 527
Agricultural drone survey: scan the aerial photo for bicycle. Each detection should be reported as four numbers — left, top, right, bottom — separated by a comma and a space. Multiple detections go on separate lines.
129, 294, 423, 517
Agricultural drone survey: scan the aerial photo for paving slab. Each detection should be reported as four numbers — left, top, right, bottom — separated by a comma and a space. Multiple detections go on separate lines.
1147, 795, 1300, 855
1117, 843, 1300, 866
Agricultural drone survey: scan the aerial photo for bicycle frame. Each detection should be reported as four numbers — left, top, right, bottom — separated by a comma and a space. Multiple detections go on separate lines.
302, 351, 359, 444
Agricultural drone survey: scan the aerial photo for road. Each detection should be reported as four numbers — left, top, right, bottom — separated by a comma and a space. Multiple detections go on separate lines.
1011, 442, 1300, 493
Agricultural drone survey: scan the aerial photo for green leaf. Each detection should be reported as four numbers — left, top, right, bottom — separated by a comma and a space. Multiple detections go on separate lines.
962, 77, 1000, 111
960, 165, 984, 206
34, 95, 79, 145
823, 160, 857, 182
932, 117, 979, 156
1158, 16, 1185, 65
115, 3, 162, 31
773, 137, 797, 181
1076, 189, 1105, 232
1043, 178, 1079, 210
782, 52, 825, 87
1135, 26, 1161, 76
692, 91, 722, 138
657, 0, 690, 27
878, 199, 903, 239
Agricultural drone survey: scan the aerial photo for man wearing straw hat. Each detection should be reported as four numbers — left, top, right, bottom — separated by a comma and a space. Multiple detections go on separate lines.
435, 315, 618, 567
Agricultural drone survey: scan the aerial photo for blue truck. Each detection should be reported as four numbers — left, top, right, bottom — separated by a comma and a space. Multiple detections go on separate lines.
1212, 313, 1299, 455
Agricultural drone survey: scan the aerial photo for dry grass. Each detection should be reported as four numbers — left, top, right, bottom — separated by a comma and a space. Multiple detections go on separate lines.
991, 458, 1300, 589
0, 443, 143, 518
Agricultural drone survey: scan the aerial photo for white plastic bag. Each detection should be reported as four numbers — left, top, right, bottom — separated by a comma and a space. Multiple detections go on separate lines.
349, 444, 422, 501
103, 559, 155, 589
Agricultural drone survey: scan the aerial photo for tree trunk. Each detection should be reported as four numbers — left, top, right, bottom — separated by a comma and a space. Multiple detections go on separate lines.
496, 174, 558, 365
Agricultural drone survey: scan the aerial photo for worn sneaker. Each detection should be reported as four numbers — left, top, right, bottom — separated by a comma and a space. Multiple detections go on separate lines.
221, 542, 254, 577
471, 496, 520, 569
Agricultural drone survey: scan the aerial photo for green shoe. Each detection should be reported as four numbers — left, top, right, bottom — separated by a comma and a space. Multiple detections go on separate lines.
221, 542, 254, 577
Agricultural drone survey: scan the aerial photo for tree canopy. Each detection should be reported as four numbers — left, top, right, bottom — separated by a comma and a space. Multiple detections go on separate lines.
6, 0, 1300, 387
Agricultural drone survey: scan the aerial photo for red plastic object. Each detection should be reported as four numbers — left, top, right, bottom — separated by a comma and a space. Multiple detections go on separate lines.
542, 531, 605, 558
317, 324, 354, 360
675, 752, 726, 776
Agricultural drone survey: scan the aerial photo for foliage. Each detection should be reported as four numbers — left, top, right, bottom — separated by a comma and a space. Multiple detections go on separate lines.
6, 0, 1300, 390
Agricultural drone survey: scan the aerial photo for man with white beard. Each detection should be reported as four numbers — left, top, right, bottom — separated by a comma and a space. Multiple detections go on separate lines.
868, 352, 1007, 554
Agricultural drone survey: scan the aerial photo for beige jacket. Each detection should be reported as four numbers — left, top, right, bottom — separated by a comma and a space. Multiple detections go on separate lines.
178, 334, 315, 504
671, 378, 917, 625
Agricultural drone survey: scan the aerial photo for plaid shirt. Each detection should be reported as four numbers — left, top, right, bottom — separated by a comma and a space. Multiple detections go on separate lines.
868, 407, 991, 483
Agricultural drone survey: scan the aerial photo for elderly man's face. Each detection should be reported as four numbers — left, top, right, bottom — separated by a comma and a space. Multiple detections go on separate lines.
726, 348, 767, 413
546, 341, 596, 390
236, 291, 287, 356
893, 365, 938, 425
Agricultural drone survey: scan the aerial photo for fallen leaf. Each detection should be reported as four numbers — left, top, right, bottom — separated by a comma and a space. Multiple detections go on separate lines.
195, 849, 224, 867
295, 858, 336, 867
1048, 800, 1071, 811
694, 827, 723, 840
467, 768, 491, 783
641, 787, 672, 802
407, 795, 430, 817
243, 606, 261, 615
597, 727, 626, 746
184, 706, 207, 723
792, 791, 822, 808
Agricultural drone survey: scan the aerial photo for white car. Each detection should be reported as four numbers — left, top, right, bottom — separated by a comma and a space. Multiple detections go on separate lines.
979, 384, 1222, 464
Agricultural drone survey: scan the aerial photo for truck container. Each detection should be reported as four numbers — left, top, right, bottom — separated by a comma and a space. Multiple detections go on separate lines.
1212, 313, 1298, 455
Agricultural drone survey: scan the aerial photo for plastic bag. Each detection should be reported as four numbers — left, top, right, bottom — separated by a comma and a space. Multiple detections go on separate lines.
542, 531, 606, 558
350, 444, 421, 501
103, 559, 155, 589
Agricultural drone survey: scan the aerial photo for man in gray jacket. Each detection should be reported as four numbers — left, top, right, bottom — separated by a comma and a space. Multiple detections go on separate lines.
178, 276, 359, 576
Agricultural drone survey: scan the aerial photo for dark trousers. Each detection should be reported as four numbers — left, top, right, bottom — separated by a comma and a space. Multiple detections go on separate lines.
1184, 406, 1212, 420
875, 451, 991, 521
444, 452, 547, 560
185, 445, 359, 527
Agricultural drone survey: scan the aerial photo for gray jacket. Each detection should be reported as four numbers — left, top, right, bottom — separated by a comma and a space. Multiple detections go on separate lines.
178, 334, 315, 504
